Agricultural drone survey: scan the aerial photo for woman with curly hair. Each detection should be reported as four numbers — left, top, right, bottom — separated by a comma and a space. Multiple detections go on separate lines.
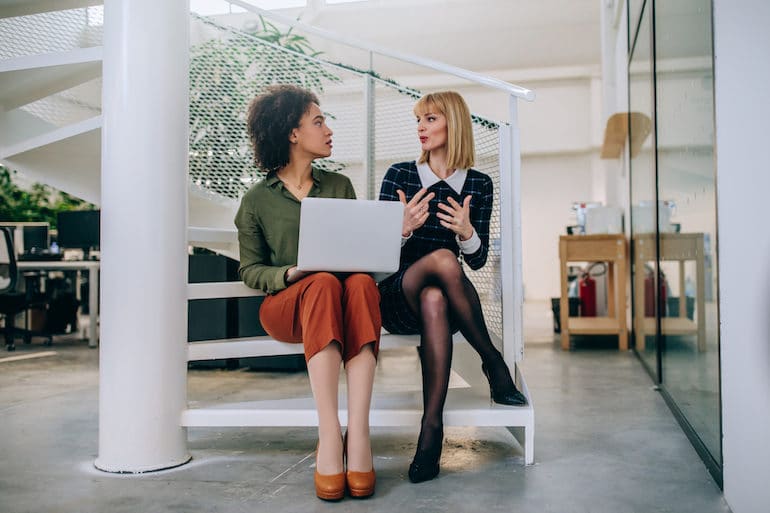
235, 85, 379, 501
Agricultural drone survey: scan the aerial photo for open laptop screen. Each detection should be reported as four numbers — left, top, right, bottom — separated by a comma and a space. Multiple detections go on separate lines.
296, 198, 403, 273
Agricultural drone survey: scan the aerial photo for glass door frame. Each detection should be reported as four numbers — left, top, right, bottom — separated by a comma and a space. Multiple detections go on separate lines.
626, 0, 723, 488
628, 0, 662, 384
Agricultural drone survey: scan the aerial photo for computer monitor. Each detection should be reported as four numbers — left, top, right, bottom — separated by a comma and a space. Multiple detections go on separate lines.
0, 221, 49, 254
22, 225, 49, 252
57, 210, 100, 254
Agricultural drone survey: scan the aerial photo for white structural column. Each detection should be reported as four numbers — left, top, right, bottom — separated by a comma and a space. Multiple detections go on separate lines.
95, 0, 190, 472
714, 1, 770, 511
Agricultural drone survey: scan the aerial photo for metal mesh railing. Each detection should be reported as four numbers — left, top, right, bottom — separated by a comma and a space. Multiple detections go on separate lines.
0, 6, 102, 59
467, 122, 504, 339
189, 14, 504, 339
190, 14, 352, 201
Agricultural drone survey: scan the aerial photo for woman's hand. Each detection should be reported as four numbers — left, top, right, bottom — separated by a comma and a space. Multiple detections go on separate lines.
437, 195, 474, 240
285, 266, 310, 284
397, 188, 435, 237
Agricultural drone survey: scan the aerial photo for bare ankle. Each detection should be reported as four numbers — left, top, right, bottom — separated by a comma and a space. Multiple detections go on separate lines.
344, 429, 373, 472
316, 433, 343, 475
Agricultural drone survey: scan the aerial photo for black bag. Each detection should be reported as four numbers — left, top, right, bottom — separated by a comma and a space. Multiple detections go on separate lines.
46, 290, 79, 334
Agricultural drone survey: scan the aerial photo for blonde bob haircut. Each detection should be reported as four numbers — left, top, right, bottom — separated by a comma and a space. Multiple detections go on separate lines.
414, 91, 475, 170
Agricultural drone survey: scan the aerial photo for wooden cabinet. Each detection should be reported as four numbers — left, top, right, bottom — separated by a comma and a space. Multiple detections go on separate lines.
559, 234, 628, 350
632, 233, 706, 351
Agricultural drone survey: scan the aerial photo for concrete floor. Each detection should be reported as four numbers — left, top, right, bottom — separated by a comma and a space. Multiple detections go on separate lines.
0, 307, 730, 513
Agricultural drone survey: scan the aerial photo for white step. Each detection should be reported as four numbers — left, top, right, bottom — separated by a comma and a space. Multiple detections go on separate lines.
182, 386, 533, 428
0, 47, 102, 110
1, 116, 101, 204
0, 114, 100, 159
182, 365, 535, 464
187, 226, 239, 260
188, 333, 423, 361
187, 280, 257, 300
0, 1, 99, 19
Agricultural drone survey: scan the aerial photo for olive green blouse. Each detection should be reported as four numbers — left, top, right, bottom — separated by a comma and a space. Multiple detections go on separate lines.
234, 168, 356, 294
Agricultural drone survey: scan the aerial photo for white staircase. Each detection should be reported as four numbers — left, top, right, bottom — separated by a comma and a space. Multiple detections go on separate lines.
0, 5, 101, 199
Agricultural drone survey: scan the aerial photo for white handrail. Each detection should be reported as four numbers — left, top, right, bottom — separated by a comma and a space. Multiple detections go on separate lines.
225, 0, 535, 102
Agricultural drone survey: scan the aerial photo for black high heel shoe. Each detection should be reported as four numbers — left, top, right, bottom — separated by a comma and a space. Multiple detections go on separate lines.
408, 427, 443, 483
481, 362, 528, 406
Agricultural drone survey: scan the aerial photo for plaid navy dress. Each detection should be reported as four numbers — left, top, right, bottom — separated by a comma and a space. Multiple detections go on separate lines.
378, 161, 493, 334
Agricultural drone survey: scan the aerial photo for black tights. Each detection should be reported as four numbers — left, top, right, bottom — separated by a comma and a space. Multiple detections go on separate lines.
402, 249, 514, 456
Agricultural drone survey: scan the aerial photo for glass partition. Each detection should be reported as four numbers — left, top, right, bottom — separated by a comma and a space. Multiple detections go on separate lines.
654, 0, 721, 470
628, 0, 645, 50
628, 0, 659, 376
627, 0, 721, 484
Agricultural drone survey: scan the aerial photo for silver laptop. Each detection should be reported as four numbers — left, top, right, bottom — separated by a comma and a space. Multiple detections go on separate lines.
296, 197, 403, 273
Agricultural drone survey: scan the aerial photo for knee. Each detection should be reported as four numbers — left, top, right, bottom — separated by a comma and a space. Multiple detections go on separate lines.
305, 272, 342, 297
345, 273, 377, 293
419, 286, 448, 319
428, 249, 462, 281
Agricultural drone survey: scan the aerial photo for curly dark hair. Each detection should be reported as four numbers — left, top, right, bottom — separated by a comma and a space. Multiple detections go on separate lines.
246, 84, 320, 174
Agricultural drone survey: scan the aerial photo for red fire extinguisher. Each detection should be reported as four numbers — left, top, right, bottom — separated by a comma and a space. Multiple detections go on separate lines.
579, 271, 597, 317
644, 269, 667, 317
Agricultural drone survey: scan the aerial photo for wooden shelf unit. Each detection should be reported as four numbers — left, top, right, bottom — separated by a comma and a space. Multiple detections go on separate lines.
559, 234, 628, 350
632, 232, 706, 351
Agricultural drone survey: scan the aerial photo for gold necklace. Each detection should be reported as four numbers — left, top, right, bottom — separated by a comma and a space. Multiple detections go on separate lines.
279, 174, 308, 190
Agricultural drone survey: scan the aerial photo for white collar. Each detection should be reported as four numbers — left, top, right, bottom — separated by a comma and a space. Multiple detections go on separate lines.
416, 160, 468, 194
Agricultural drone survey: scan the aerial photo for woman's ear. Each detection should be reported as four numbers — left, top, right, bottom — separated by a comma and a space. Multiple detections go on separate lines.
289, 128, 298, 144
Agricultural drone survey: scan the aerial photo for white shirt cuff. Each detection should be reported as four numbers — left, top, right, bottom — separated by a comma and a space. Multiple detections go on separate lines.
401, 231, 413, 247
456, 229, 481, 254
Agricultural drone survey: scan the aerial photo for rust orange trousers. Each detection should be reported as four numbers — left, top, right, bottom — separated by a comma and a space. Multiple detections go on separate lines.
259, 272, 381, 363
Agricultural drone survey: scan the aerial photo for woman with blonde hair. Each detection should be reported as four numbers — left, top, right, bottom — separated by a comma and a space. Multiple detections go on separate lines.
235, 84, 379, 500
378, 91, 526, 483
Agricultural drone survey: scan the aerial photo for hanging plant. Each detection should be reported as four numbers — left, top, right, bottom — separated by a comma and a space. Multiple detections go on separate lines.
189, 15, 343, 201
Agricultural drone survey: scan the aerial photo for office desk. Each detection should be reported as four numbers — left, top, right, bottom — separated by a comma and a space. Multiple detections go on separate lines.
559, 234, 628, 350
17, 260, 99, 348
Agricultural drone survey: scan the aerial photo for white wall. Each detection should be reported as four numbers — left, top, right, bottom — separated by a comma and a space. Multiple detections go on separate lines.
713, 1, 770, 512
521, 152, 594, 299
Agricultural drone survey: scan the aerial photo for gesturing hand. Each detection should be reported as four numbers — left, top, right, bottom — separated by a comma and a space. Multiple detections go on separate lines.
397, 188, 435, 237
437, 195, 474, 240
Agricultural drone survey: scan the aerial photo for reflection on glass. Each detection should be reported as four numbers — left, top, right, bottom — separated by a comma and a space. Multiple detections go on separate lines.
628, 0, 646, 52
629, 1, 658, 375
655, 0, 721, 465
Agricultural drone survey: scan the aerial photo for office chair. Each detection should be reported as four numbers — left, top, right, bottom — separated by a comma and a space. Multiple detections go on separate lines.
0, 227, 52, 351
